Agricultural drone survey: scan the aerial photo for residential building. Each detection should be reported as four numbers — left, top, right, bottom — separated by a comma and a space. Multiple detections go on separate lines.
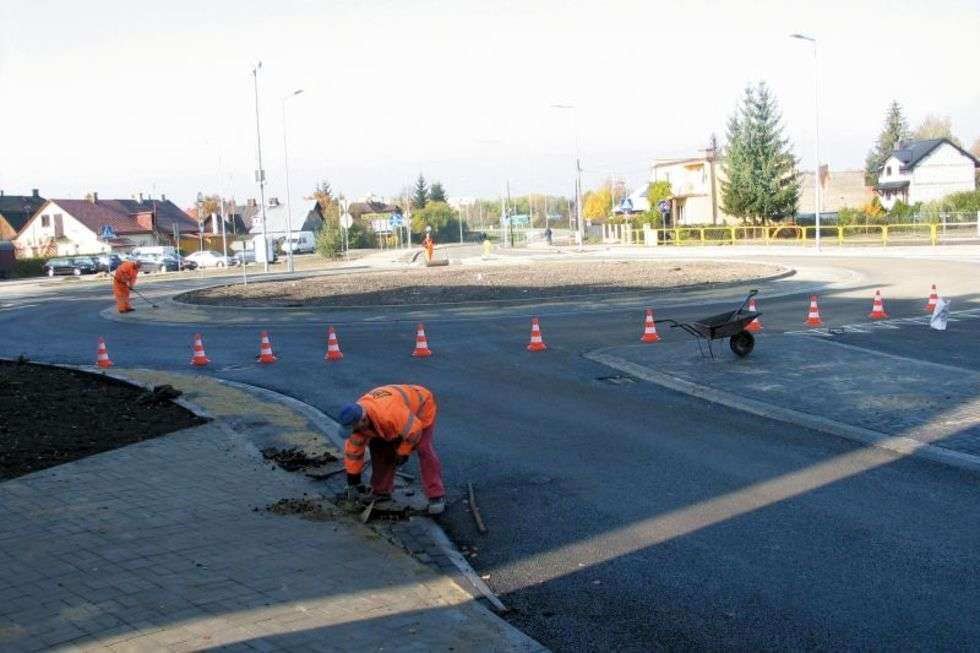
875, 138, 978, 209
14, 195, 197, 258
797, 168, 875, 220
0, 189, 46, 240
612, 186, 651, 216
650, 156, 731, 226
247, 197, 326, 240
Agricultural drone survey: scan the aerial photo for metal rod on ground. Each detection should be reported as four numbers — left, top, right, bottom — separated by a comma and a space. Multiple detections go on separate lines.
130, 286, 159, 309
467, 482, 488, 534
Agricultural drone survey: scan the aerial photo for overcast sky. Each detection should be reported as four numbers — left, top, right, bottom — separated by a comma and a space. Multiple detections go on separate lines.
1, 0, 978, 210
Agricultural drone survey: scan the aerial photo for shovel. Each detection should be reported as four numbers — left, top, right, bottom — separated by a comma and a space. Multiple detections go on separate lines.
130, 285, 159, 309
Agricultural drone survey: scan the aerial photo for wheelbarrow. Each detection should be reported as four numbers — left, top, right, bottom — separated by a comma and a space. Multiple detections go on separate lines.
655, 290, 761, 359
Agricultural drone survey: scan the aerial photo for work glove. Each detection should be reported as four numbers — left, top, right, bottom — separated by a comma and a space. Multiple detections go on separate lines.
396, 455, 409, 467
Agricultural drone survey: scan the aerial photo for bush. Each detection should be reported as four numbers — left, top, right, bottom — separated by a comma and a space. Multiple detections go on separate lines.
315, 227, 344, 259
945, 190, 980, 213
410, 202, 464, 242
12, 257, 52, 278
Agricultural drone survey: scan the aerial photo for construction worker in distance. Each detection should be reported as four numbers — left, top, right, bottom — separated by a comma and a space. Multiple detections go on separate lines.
113, 258, 141, 313
338, 384, 445, 515
422, 226, 434, 263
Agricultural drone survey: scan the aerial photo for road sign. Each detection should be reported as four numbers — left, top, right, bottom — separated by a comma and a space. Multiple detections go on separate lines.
620, 198, 634, 213
98, 224, 116, 241
370, 219, 391, 234
340, 212, 353, 229
388, 214, 404, 228
657, 200, 671, 216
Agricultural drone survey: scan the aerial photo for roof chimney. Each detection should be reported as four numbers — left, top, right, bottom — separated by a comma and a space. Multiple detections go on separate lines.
138, 192, 144, 203
89, 192, 98, 203
161, 194, 167, 202
32, 188, 39, 198
269, 197, 279, 207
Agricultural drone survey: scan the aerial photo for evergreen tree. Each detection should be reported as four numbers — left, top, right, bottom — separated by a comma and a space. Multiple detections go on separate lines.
722, 83, 799, 225
429, 181, 447, 204
865, 101, 910, 186
412, 174, 429, 209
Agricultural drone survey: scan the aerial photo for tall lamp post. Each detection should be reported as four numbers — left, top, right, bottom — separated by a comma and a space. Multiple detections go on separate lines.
791, 33, 821, 251
281, 88, 303, 273
550, 104, 583, 247
252, 62, 270, 272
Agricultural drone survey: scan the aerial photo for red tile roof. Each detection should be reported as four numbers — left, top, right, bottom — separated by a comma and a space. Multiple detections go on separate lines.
49, 199, 198, 235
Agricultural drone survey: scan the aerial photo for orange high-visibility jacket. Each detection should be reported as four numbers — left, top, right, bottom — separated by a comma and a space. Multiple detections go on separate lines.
344, 384, 437, 475
113, 261, 139, 288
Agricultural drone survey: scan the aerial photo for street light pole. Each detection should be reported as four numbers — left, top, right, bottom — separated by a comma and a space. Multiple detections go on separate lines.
550, 104, 584, 248
281, 88, 303, 273
791, 34, 821, 251
252, 62, 270, 272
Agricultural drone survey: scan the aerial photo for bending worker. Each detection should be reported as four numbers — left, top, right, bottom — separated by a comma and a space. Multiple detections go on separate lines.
422, 228, 434, 263
112, 259, 141, 313
338, 384, 445, 515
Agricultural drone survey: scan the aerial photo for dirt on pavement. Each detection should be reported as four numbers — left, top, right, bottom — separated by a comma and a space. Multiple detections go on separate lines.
0, 360, 205, 480
181, 260, 785, 307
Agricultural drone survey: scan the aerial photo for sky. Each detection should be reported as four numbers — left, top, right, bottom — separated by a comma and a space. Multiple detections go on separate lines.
1, 0, 978, 211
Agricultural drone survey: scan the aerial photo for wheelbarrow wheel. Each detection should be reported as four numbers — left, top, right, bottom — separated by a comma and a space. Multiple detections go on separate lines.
729, 330, 755, 358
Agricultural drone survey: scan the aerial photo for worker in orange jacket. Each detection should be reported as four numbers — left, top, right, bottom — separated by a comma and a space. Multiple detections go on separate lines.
112, 259, 141, 313
338, 384, 445, 514
422, 228, 434, 263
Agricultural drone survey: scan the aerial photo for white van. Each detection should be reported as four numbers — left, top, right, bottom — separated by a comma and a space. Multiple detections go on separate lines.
280, 231, 316, 254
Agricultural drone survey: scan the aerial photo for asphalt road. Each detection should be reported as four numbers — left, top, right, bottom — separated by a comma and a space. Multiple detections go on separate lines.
2, 253, 978, 651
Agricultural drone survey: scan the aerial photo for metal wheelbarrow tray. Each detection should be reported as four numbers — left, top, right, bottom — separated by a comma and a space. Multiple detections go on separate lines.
656, 290, 761, 359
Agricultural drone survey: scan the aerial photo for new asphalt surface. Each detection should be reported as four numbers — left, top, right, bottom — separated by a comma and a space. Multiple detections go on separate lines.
2, 250, 978, 651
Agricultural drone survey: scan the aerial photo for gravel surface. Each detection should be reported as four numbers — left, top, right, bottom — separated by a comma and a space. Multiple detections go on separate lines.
180, 260, 785, 307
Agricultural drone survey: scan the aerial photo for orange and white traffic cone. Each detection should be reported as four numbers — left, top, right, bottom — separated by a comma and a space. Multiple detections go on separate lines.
412, 323, 433, 357
95, 337, 113, 368
325, 326, 343, 361
746, 297, 763, 333
640, 309, 661, 343
527, 317, 547, 351
868, 289, 888, 320
925, 284, 938, 313
190, 333, 211, 367
805, 296, 824, 327
257, 330, 277, 364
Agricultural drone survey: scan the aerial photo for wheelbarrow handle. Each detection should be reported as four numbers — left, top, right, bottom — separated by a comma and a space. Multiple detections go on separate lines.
735, 289, 758, 315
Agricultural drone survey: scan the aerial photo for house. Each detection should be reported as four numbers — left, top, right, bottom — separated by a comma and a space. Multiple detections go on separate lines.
247, 197, 326, 240
612, 186, 651, 216
797, 168, 875, 221
650, 156, 732, 226
347, 200, 401, 222
0, 189, 46, 240
875, 138, 978, 209
14, 194, 197, 258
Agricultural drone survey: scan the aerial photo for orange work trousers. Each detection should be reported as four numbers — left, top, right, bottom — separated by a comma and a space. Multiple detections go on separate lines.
113, 281, 132, 312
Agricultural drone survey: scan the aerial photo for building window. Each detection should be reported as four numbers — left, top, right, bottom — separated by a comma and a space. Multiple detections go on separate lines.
886, 166, 891, 176
41, 215, 50, 227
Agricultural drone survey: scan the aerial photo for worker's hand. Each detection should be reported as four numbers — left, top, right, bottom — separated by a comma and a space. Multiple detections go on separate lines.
396, 455, 409, 467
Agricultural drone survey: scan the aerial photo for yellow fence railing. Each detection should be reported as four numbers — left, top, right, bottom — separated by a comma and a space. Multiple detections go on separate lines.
608, 222, 979, 247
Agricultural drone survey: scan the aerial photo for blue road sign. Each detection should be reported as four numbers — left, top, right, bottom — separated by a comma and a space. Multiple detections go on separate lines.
98, 224, 116, 241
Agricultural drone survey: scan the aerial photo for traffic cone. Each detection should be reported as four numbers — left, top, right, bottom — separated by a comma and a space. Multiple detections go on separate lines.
640, 309, 661, 343
95, 337, 113, 368
190, 333, 210, 367
805, 296, 824, 327
527, 317, 547, 351
868, 289, 888, 320
746, 297, 763, 333
925, 285, 938, 313
257, 330, 277, 364
412, 323, 433, 357
325, 326, 343, 361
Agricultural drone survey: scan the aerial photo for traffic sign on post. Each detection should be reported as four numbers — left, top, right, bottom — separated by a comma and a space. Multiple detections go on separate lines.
340, 212, 353, 229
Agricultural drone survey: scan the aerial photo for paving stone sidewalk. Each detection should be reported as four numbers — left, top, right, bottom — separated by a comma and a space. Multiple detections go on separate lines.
0, 369, 543, 652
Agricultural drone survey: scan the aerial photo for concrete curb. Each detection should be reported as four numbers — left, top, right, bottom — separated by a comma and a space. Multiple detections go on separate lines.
585, 351, 980, 476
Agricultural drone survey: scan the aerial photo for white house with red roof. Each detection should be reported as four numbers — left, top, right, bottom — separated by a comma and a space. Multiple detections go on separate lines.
13, 194, 198, 258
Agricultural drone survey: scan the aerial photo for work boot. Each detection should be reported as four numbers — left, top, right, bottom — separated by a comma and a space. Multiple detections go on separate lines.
427, 497, 445, 515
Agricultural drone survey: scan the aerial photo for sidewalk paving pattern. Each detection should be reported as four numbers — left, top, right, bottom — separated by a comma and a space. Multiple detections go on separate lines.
0, 371, 542, 652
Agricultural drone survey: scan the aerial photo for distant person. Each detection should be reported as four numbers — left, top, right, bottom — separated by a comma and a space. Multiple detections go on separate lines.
112, 259, 141, 313
544, 226, 553, 246
338, 384, 445, 515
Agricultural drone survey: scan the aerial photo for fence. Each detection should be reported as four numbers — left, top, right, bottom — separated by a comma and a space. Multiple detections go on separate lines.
601, 212, 980, 247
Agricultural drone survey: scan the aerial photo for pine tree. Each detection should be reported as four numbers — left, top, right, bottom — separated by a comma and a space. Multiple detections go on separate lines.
429, 181, 447, 204
412, 174, 429, 209
865, 101, 910, 186
722, 83, 799, 225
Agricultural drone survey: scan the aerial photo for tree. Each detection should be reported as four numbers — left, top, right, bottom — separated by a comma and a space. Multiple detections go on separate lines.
865, 101, 910, 186
721, 82, 800, 225
412, 174, 429, 209
312, 180, 343, 258
645, 181, 672, 211
410, 201, 461, 241
429, 181, 447, 204
582, 187, 612, 220
912, 115, 961, 145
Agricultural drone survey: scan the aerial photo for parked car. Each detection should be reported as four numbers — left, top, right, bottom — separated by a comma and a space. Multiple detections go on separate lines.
233, 249, 256, 265
134, 253, 180, 273
91, 253, 123, 273
185, 250, 236, 268
279, 232, 316, 254
43, 257, 98, 277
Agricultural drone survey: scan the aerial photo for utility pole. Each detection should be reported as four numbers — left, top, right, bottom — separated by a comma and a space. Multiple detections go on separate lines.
791, 33, 821, 251
281, 89, 303, 273
252, 62, 270, 272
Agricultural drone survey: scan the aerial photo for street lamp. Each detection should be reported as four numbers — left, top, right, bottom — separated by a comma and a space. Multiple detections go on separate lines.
551, 104, 583, 248
252, 62, 270, 272
791, 33, 821, 251
281, 88, 303, 273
